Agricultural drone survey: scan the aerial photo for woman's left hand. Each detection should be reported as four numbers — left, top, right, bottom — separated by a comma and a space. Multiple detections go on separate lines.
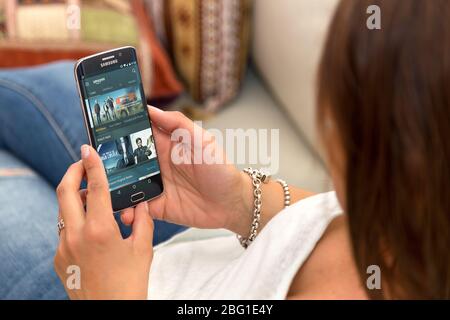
54, 145, 154, 300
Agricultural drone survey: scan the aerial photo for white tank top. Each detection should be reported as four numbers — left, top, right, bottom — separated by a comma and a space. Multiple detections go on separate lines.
148, 191, 343, 299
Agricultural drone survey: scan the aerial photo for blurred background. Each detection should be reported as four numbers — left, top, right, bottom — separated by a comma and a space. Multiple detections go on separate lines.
0, 0, 340, 192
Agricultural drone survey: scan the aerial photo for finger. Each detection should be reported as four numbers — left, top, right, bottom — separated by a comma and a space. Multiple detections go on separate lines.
121, 207, 135, 226
150, 123, 169, 145
148, 105, 213, 158
130, 202, 153, 249
148, 105, 194, 134
56, 161, 86, 229
80, 145, 114, 221
57, 210, 65, 239
57, 189, 87, 239
79, 189, 87, 206
146, 195, 165, 221
54, 242, 69, 280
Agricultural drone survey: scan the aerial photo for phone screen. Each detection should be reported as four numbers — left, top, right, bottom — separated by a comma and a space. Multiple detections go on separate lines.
76, 48, 163, 210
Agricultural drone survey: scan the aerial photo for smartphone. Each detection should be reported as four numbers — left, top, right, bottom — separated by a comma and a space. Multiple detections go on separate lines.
75, 46, 163, 212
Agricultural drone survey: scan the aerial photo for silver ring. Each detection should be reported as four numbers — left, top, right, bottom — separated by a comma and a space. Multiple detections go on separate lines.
57, 218, 65, 236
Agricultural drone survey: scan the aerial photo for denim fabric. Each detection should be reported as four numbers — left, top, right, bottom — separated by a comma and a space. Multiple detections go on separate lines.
0, 61, 86, 187
0, 151, 67, 299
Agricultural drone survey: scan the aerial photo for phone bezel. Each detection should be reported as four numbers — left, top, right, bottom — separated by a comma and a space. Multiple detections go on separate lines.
74, 46, 164, 212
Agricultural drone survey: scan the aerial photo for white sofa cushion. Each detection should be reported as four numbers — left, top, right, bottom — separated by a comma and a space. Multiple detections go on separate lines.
251, 0, 339, 150
204, 70, 331, 192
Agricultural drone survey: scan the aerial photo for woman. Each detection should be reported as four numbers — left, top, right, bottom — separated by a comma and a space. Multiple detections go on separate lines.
1, 0, 449, 299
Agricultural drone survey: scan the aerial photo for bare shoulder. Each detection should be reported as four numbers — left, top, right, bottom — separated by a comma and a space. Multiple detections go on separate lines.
286, 214, 368, 299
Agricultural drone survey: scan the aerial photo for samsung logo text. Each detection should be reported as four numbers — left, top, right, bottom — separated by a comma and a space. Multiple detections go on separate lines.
100, 59, 118, 68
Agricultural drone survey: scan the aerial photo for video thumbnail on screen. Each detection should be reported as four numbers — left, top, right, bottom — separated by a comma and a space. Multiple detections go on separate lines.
130, 128, 156, 164
88, 86, 145, 127
97, 128, 156, 176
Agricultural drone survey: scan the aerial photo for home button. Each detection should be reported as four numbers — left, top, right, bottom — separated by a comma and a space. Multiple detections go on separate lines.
130, 192, 145, 203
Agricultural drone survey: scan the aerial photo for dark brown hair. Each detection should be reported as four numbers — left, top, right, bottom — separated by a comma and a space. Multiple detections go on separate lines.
317, 0, 450, 299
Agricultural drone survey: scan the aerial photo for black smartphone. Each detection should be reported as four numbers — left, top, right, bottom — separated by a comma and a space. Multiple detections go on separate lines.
75, 46, 163, 212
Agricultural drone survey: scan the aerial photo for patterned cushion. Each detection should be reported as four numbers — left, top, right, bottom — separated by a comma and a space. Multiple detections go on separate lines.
146, 0, 252, 111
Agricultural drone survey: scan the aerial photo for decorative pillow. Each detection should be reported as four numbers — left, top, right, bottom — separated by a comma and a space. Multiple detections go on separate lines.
0, 0, 183, 102
145, 0, 252, 112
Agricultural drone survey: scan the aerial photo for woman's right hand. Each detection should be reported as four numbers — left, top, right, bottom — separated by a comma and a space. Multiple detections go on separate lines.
121, 106, 255, 236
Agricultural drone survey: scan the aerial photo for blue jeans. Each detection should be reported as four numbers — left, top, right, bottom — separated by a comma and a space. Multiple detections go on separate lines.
0, 61, 186, 299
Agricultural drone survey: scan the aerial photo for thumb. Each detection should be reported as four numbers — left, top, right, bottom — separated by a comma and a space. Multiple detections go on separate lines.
148, 105, 193, 134
130, 201, 154, 251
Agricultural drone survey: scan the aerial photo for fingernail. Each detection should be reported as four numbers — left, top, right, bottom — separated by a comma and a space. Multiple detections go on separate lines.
81, 145, 90, 159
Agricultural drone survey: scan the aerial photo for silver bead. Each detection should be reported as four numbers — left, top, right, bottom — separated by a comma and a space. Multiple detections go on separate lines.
277, 178, 291, 209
